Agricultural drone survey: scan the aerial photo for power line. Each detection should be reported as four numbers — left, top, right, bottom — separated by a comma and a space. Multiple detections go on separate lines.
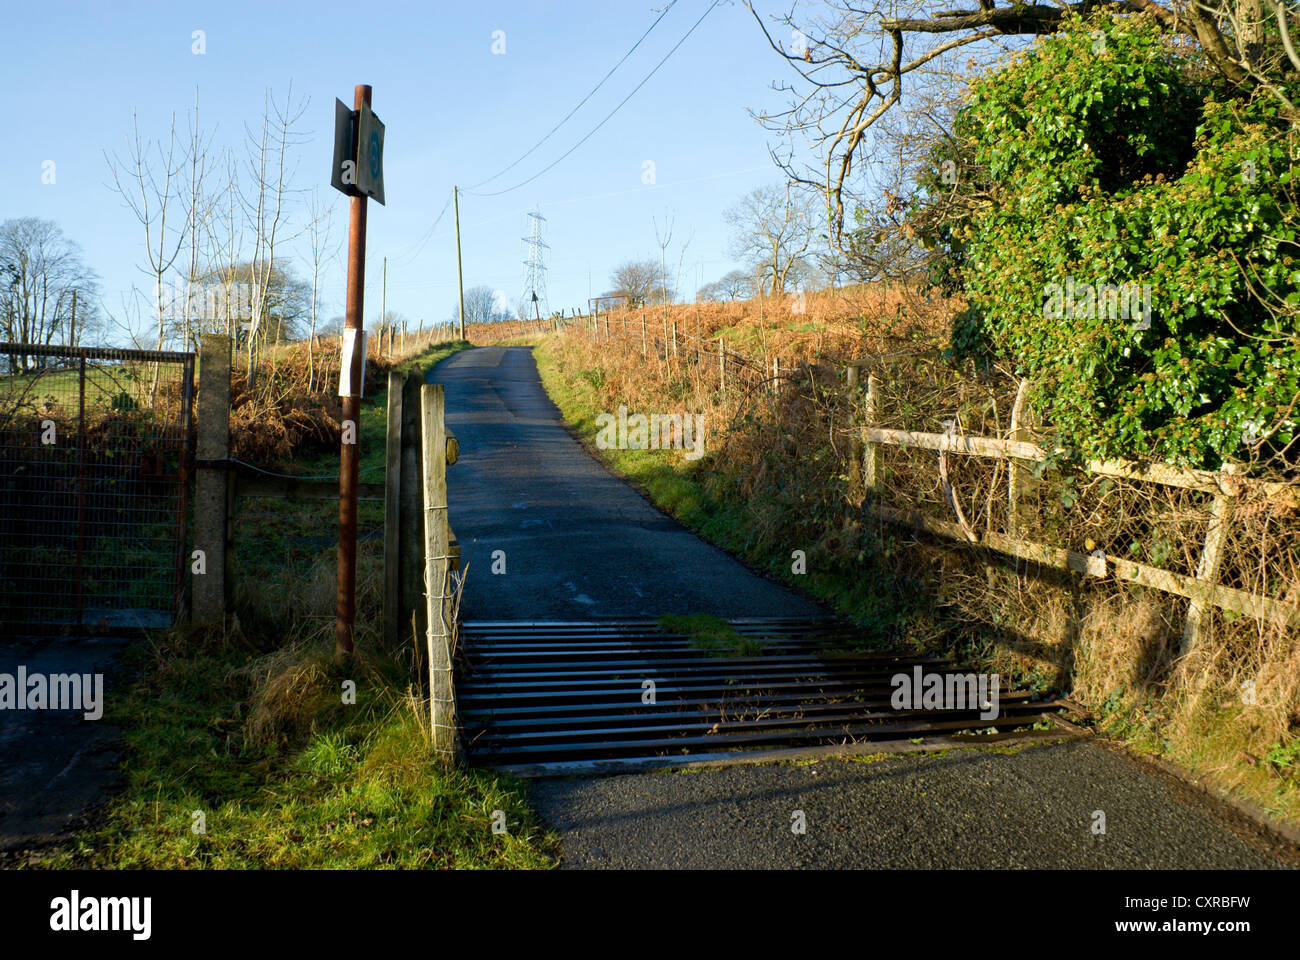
467, 0, 680, 192
467, 0, 722, 199
403, 164, 771, 241
389, 189, 454, 267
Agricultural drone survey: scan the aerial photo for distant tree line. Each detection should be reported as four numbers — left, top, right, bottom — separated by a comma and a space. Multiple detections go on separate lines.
0, 217, 101, 371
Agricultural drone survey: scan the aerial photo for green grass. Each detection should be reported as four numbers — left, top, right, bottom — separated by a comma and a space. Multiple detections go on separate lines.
533, 339, 929, 653
290, 339, 472, 481
658, 613, 764, 657
233, 340, 472, 585
35, 630, 557, 869
27, 337, 561, 869
1, 363, 164, 419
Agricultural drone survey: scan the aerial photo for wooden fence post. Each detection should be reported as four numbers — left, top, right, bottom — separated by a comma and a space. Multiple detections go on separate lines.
382, 370, 403, 649
399, 373, 425, 642
863, 374, 879, 494
847, 364, 861, 503
420, 383, 456, 762
193, 334, 231, 623
1181, 473, 1238, 660
1008, 379, 1029, 535
718, 337, 725, 399
641, 308, 647, 355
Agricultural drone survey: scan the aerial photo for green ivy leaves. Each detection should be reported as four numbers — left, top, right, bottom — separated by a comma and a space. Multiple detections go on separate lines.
940, 13, 1300, 469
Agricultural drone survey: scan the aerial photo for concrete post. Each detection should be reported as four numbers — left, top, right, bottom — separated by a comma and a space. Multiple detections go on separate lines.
193, 334, 231, 622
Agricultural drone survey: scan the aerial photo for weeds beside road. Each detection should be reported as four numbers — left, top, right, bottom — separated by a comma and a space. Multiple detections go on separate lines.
21, 339, 559, 869
533, 320, 1300, 830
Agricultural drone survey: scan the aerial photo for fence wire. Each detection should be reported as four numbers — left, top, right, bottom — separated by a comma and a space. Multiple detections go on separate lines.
0, 344, 194, 632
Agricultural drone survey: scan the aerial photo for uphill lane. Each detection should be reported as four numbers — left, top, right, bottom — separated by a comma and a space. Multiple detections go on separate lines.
427, 345, 1297, 869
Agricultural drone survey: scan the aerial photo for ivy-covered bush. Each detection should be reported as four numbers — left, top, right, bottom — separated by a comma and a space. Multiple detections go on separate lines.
934, 13, 1300, 470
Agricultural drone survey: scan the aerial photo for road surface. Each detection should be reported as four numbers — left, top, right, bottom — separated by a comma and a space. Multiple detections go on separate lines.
431, 345, 1298, 869
0, 636, 126, 852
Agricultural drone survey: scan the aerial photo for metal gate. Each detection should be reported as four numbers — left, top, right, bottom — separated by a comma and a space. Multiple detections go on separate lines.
0, 343, 194, 633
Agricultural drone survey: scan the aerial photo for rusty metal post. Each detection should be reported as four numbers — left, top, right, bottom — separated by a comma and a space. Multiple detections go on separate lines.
337, 83, 372, 658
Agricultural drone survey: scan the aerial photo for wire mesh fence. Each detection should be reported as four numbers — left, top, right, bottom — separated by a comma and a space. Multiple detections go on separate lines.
0, 343, 194, 633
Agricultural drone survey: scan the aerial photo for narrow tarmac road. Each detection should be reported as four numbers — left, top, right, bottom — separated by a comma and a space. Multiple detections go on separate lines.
0, 636, 126, 852
434, 344, 822, 620
431, 345, 1297, 869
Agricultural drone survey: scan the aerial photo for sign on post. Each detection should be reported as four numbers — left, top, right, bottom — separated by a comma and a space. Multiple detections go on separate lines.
332, 83, 385, 659
331, 98, 385, 205
331, 98, 358, 197
356, 101, 385, 205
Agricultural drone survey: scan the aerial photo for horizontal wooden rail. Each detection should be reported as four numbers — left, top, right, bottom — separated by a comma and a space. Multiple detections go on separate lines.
873, 504, 1299, 627
571, 313, 1300, 636
866, 427, 1044, 462
866, 426, 1296, 501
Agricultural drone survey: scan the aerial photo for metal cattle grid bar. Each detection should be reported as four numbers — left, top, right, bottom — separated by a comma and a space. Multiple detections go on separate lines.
457, 617, 1069, 772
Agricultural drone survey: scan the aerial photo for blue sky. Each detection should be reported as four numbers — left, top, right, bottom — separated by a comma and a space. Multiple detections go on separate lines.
3, 0, 817, 343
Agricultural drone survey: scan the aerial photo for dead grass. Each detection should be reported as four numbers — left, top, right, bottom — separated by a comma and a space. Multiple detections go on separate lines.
540, 288, 1300, 823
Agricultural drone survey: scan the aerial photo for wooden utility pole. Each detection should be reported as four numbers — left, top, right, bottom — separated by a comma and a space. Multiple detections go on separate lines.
382, 255, 388, 354
337, 83, 373, 658
454, 186, 465, 341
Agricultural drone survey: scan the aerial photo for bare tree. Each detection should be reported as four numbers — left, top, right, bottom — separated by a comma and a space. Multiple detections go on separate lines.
0, 219, 100, 364
304, 188, 337, 391
724, 183, 817, 296
242, 84, 308, 390
748, 1, 1300, 249
654, 213, 674, 328
453, 285, 510, 325
607, 258, 674, 307
106, 108, 188, 359
198, 260, 310, 347
175, 89, 221, 352
698, 269, 758, 302
198, 147, 244, 341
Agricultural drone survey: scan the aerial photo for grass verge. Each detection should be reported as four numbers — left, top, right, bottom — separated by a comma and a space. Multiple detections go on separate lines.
26, 339, 560, 869
34, 625, 557, 869
533, 333, 1300, 829
533, 337, 937, 658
